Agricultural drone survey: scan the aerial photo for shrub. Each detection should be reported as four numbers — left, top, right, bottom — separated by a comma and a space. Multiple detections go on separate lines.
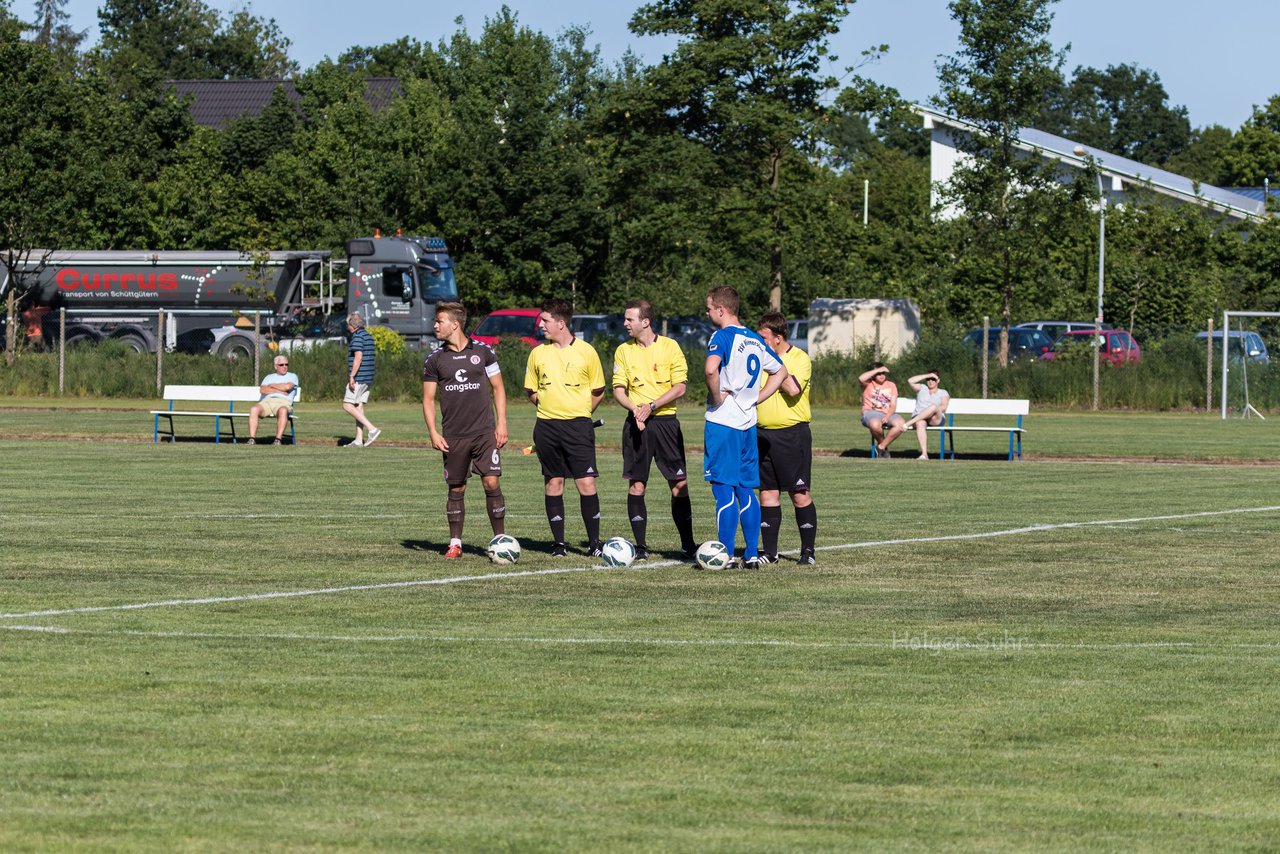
4, 330, 1275, 411
366, 325, 406, 355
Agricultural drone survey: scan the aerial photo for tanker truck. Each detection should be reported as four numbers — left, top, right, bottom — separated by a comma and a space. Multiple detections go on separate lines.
0, 234, 457, 356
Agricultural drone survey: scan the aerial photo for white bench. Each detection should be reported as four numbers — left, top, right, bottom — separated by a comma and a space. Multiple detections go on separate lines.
870, 397, 1029, 460
152, 384, 300, 444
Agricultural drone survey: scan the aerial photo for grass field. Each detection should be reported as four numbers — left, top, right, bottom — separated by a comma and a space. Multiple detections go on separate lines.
4, 396, 1280, 462
3, 409, 1280, 850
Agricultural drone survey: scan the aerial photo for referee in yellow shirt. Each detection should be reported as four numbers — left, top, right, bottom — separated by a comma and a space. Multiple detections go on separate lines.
755, 311, 817, 565
523, 298, 607, 557
612, 299, 697, 561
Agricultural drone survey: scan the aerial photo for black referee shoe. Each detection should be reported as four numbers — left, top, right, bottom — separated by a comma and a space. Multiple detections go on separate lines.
587, 541, 605, 558
680, 545, 698, 562
634, 546, 649, 561
798, 550, 816, 566
551, 542, 569, 557
756, 553, 779, 565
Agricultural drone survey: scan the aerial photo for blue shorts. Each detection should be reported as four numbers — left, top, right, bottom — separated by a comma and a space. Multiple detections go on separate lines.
703, 421, 759, 488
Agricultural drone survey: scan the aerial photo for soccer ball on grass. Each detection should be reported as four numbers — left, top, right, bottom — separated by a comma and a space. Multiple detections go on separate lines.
600, 536, 637, 567
486, 534, 521, 565
695, 540, 732, 570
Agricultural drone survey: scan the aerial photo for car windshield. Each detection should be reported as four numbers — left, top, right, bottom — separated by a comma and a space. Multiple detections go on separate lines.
1014, 330, 1052, 348
419, 266, 458, 300
1201, 333, 1266, 359
572, 315, 624, 333
475, 314, 535, 336
964, 328, 1053, 356
970, 329, 1051, 348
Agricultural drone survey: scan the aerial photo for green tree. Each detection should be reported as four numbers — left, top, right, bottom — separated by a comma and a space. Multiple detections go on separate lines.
1228, 215, 1280, 313
629, 0, 851, 310
1039, 64, 1191, 166
1165, 124, 1233, 185
587, 56, 735, 315
335, 36, 425, 79
294, 75, 385, 248
209, 9, 297, 78
1219, 95, 1280, 186
221, 85, 301, 175
71, 60, 194, 247
32, 0, 85, 65
934, 0, 1078, 366
0, 29, 83, 362
1104, 194, 1224, 331
98, 0, 219, 77
97, 0, 295, 80
420, 11, 608, 311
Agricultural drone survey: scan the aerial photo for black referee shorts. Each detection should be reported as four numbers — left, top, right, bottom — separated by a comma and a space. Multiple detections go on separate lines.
757, 422, 813, 493
622, 414, 689, 484
533, 417, 599, 479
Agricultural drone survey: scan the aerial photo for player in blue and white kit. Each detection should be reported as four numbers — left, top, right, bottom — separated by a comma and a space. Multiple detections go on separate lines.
702, 286, 793, 570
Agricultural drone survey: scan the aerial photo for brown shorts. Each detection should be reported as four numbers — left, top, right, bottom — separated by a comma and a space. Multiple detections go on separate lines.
442, 432, 502, 485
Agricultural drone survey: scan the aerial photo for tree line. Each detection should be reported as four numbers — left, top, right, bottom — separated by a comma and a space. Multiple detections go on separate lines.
2, 0, 1279, 344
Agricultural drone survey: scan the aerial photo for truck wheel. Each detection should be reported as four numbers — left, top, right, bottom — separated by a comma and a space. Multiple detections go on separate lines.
113, 334, 148, 353
217, 335, 258, 360
64, 331, 100, 348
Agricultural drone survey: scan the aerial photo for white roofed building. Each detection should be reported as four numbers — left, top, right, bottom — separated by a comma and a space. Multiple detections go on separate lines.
916, 104, 1265, 223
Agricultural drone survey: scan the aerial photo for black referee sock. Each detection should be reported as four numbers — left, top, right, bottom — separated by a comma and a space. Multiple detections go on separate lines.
671, 493, 695, 552
581, 494, 602, 544
761, 505, 783, 557
545, 495, 566, 544
485, 486, 506, 535
795, 503, 818, 553
627, 494, 647, 547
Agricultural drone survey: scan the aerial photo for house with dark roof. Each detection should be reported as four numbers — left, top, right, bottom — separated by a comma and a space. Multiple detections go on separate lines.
169, 78, 403, 130
915, 104, 1266, 222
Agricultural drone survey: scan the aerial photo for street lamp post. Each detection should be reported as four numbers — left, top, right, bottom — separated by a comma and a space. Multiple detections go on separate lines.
1076, 146, 1106, 410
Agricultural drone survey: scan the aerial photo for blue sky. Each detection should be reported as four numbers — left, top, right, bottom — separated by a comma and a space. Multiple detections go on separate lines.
57, 0, 1280, 130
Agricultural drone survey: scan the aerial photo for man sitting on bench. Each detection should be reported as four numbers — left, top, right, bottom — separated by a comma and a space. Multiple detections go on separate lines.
248, 355, 300, 445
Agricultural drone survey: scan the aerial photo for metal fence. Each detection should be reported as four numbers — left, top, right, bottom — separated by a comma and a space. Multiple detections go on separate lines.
55, 308, 271, 394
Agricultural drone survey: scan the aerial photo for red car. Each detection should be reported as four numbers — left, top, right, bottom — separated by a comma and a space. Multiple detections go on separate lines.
471, 308, 543, 348
1042, 329, 1142, 365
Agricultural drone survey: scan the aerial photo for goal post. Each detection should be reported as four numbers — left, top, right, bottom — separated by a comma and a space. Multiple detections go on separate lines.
1220, 311, 1280, 419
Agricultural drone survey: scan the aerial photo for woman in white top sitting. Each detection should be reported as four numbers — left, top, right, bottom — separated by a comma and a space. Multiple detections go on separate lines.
902, 371, 950, 460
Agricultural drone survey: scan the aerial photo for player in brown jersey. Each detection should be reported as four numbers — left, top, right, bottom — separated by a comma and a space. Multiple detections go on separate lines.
423, 302, 509, 558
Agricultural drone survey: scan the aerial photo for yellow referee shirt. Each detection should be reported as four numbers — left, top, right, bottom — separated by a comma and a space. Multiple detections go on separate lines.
524, 337, 606, 420
611, 335, 688, 417
757, 344, 812, 429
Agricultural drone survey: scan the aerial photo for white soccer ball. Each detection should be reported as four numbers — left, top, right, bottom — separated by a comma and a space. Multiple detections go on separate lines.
601, 536, 637, 567
487, 534, 521, 565
696, 540, 731, 570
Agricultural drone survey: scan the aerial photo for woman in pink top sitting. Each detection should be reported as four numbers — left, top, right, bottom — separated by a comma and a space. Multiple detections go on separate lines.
858, 362, 905, 458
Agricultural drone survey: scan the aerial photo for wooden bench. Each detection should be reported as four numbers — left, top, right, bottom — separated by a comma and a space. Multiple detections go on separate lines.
152, 384, 300, 444
869, 397, 1029, 460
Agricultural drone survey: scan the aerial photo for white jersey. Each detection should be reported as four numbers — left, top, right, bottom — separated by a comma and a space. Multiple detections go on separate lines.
704, 325, 782, 430
913, 386, 949, 417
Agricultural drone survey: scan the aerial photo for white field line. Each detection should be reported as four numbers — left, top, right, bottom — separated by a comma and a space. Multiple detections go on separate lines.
3, 624, 1280, 654
1, 505, 1277, 623
0, 512, 552, 522
810, 505, 1280, 554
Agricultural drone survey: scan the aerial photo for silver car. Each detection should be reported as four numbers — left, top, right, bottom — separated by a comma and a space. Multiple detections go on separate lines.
1014, 320, 1112, 341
